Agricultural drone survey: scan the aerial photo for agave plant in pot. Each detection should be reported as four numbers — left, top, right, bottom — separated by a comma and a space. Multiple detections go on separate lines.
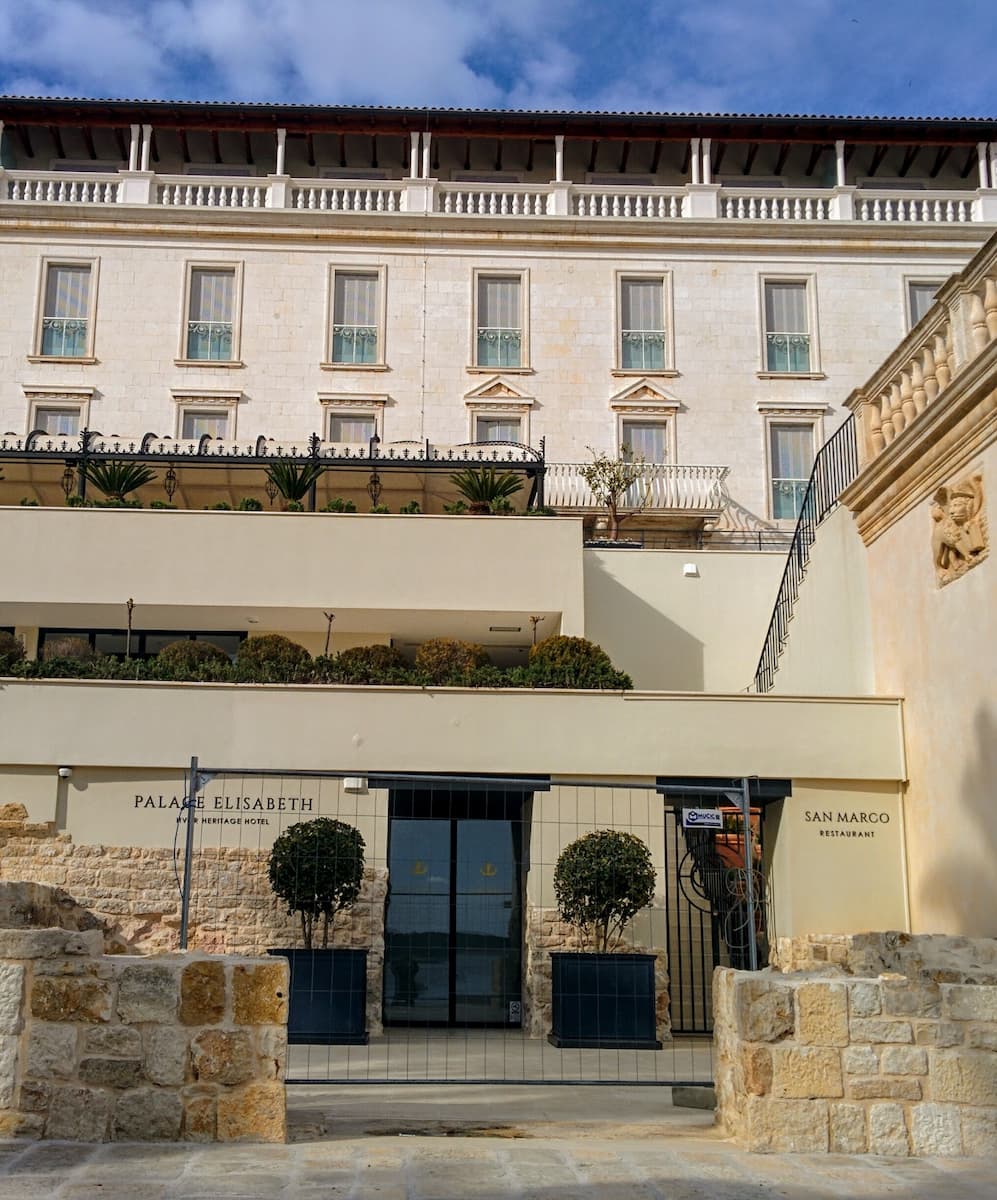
80, 459, 156, 506
449, 467, 523, 514
547, 829, 661, 1049
264, 460, 326, 511
267, 817, 369, 1044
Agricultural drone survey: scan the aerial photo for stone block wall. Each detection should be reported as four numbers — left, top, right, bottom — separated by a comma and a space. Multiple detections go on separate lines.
523, 904, 671, 1042
0, 811, 386, 1036
715, 934, 997, 1156
0, 927, 287, 1142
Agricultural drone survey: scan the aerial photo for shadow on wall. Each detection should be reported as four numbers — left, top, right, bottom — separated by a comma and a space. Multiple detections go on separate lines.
583, 552, 705, 690
919, 703, 997, 935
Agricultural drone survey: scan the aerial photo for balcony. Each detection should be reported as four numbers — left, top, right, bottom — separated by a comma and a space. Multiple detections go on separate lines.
545, 463, 729, 517
2, 169, 994, 226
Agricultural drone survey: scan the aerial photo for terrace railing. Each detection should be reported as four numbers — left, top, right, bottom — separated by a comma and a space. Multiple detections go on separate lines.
545, 462, 729, 513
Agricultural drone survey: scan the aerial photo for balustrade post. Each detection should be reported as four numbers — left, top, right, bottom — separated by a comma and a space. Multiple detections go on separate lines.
685, 184, 720, 218
117, 171, 154, 205
547, 181, 570, 216
830, 186, 856, 220
127, 123, 140, 172
266, 176, 289, 208
554, 135, 564, 183
401, 178, 436, 213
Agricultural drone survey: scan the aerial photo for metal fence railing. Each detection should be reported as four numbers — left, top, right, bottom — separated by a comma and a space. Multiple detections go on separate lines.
752, 416, 858, 693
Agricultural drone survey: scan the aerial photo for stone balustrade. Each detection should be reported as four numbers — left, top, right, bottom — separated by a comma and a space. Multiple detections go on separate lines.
2, 168, 994, 224
544, 462, 729, 512
0, 927, 288, 1143
848, 241, 997, 465
714, 932, 997, 1156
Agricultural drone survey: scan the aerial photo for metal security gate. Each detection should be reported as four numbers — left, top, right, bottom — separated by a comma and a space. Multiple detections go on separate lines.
175, 764, 780, 1085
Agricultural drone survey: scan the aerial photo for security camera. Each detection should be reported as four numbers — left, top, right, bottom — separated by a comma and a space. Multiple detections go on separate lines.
57, 766, 73, 780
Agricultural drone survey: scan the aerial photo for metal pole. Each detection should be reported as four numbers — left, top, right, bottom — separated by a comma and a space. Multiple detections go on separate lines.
740, 777, 759, 970
179, 755, 199, 949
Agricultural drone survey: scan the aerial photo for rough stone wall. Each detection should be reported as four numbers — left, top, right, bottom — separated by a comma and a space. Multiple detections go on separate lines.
772, 932, 997, 982
523, 904, 671, 1042
715, 936, 997, 1156
0, 927, 287, 1143
0, 816, 387, 1036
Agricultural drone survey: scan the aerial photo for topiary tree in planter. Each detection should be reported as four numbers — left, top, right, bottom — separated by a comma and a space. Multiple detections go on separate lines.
235, 634, 312, 682
414, 637, 489, 683
267, 817, 369, 1045
268, 817, 365, 949
548, 829, 661, 1049
527, 636, 633, 691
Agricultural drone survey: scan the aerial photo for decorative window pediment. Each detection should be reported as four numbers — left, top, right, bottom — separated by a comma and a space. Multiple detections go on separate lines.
463, 375, 535, 408
608, 377, 680, 413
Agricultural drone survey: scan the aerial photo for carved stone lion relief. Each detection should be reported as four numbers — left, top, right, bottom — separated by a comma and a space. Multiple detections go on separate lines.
931, 473, 988, 586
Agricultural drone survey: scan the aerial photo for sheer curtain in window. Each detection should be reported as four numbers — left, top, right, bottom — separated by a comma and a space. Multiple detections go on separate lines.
477, 276, 521, 367
764, 282, 810, 371
328, 413, 376, 442
620, 279, 664, 369
42, 264, 90, 356
35, 408, 81, 436
187, 269, 235, 360
622, 421, 668, 463
908, 282, 941, 328
332, 273, 379, 363
770, 424, 814, 519
476, 417, 522, 442
182, 411, 229, 439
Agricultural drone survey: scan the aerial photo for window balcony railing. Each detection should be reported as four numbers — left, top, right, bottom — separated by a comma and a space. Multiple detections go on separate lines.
331, 325, 378, 364
545, 463, 729, 513
476, 328, 522, 368
185, 321, 233, 361
40, 317, 88, 357
3, 169, 993, 225
765, 332, 811, 373
620, 330, 666, 371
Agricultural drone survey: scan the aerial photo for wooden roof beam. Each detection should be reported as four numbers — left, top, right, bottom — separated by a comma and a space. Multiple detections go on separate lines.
525, 138, 534, 172
959, 147, 977, 178
210, 129, 221, 165
618, 139, 630, 172
370, 135, 378, 170
898, 145, 920, 177
494, 138, 502, 171
680, 142, 691, 174
712, 141, 727, 174
868, 144, 889, 177
587, 139, 598, 173
305, 132, 315, 168
804, 143, 826, 177
48, 125, 66, 159
244, 132, 254, 166
774, 142, 791, 174
649, 139, 662, 174
81, 125, 97, 160
111, 127, 126, 160
742, 142, 759, 174
179, 129, 190, 164
929, 145, 952, 177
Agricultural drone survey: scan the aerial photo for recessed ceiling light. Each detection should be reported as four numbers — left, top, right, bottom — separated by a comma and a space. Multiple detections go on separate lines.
246, 617, 259, 624
489, 626, 522, 633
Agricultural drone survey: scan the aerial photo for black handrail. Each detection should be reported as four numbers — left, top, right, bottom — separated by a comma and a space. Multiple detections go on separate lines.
752, 415, 858, 693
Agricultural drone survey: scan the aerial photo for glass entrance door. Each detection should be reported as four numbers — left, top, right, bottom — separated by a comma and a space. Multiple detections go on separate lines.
384, 791, 524, 1027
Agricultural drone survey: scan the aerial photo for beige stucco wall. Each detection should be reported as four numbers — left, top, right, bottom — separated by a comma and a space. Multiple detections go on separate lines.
864, 441, 996, 937
766, 780, 908, 940
0, 680, 905, 782
771, 506, 875, 695
584, 547, 783, 691
0, 211, 983, 524
0, 506, 585, 641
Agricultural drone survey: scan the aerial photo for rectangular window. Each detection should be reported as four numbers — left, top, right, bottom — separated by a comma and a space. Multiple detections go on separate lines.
33, 406, 81, 436
620, 278, 665, 370
907, 280, 943, 329
476, 275, 522, 368
621, 419, 669, 463
475, 416, 522, 442
181, 409, 230, 440
328, 412, 376, 442
186, 268, 236, 361
332, 272, 379, 364
769, 423, 814, 520
763, 281, 811, 373
40, 264, 91, 357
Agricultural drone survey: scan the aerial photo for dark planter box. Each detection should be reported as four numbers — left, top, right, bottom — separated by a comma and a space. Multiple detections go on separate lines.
268, 947, 368, 1045
548, 952, 661, 1049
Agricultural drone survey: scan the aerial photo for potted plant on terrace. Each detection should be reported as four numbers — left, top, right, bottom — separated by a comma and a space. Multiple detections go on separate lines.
548, 829, 660, 1049
81, 459, 156, 506
264, 461, 326, 510
578, 446, 650, 542
267, 817, 368, 1044
450, 467, 523, 514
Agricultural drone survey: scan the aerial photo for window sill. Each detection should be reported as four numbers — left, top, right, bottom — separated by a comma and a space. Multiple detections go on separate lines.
26, 355, 98, 365
756, 371, 826, 381
174, 359, 245, 369
611, 369, 679, 378
319, 362, 390, 372
465, 366, 533, 375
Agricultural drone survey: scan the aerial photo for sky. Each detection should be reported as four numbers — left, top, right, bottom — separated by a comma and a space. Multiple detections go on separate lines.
0, 0, 994, 117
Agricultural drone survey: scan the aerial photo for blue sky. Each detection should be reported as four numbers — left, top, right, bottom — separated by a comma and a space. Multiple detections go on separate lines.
0, 0, 994, 117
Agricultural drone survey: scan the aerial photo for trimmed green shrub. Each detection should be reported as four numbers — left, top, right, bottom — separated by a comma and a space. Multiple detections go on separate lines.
414, 638, 489, 684
442, 500, 467, 514
0, 632, 25, 673
553, 830, 657, 952
320, 497, 358, 513
489, 497, 515, 514
149, 500, 176, 510
399, 500, 421, 515
19, 498, 40, 506
285, 500, 305, 512
156, 639, 231, 674
204, 501, 232, 510
331, 644, 411, 684
235, 634, 312, 682
526, 635, 632, 690
524, 505, 558, 516
237, 497, 263, 511
268, 817, 365, 948
369, 504, 391, 514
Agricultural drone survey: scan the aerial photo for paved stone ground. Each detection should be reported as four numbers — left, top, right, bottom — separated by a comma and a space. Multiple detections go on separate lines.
0, 1088, 993, 1199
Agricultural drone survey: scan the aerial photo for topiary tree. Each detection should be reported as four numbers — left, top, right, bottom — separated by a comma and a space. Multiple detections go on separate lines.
332, 643, 411, 684
577, 446, 650, 540
527, 635, 632, 690
553, 830, 657, 952
155, 639, 231, 678
268, 818, 365, 949
0, 631, 25, 673
235, 634, 312, 682
415, 637, 489, 683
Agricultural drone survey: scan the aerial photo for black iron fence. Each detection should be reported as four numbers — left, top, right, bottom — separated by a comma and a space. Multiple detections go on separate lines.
752, 416, 858, 693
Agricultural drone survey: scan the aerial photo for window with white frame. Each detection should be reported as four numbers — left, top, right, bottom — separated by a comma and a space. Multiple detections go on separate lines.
621, 418, 669, 463
769, 422, 815, 519
475, 414, 523, 442
327, 411, 377, 443
184, 267, 237, 361
38, 262, 93, 358
619, 277, 667, 371
475, 274, 524, 368
32, 406, 82, 436
331, 271, 381, 365
906, 279, 944, 330
763, 280, 812, 373
180, 409, 231, 439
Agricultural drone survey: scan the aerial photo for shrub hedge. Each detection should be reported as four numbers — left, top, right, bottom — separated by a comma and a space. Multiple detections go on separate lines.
414, 638, 490, 684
